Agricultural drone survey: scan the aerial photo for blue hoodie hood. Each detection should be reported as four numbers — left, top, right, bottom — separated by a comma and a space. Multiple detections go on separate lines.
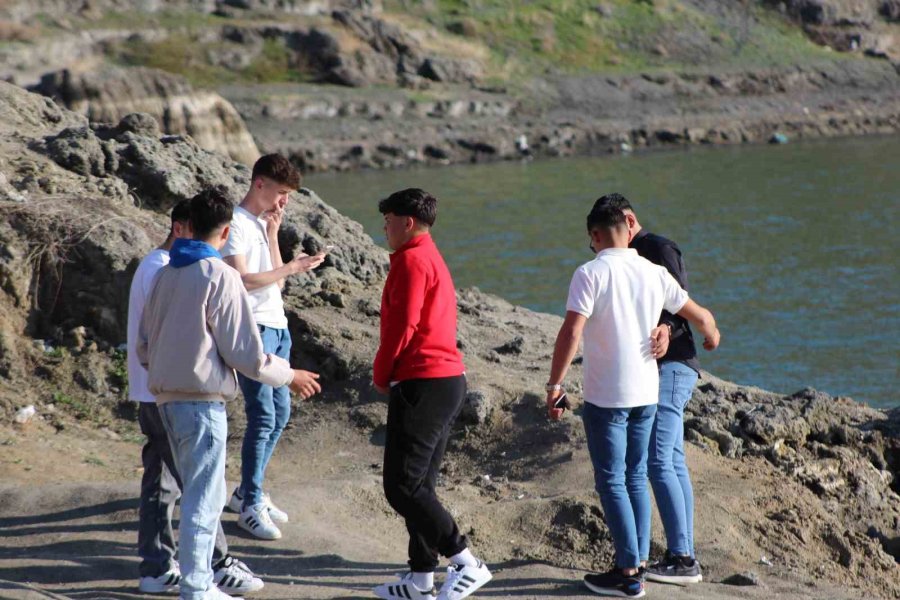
169, 239, 222, 268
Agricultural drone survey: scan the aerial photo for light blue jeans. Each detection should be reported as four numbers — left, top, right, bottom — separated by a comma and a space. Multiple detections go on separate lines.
582, 402, 657, 569
648, 362, 699, 557
238, 325, 292, 508
158, 401, 227, 600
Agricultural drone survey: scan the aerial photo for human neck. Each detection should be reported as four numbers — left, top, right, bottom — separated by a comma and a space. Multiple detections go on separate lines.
239, 192, 267, 217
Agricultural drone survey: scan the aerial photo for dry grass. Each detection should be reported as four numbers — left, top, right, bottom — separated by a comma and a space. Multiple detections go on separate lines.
0, 19, 38, 42
0, 195, 133, 313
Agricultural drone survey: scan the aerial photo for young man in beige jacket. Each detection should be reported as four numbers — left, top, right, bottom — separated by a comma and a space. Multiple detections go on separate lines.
138, 189, 321, 600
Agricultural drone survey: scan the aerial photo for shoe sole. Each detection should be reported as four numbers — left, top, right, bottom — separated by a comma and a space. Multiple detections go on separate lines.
218, 582, 265, 594
644, 573, 702, 585
583, 579, 645, 598
138, 582, 179, 594
236, 518, 282, 540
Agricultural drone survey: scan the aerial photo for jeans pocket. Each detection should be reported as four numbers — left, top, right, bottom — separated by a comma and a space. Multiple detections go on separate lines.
670, 372, 695, 411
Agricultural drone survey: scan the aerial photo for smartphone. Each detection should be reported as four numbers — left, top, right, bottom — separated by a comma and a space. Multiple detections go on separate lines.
553, 393, 571, 411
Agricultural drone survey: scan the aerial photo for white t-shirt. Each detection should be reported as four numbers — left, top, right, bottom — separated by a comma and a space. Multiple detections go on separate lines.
127, 249, 169, 403
221, 205, 288, 329
566, 248, 689, 409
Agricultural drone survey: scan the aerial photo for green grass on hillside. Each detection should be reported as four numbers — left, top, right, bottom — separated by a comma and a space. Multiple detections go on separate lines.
386, 0, 844, 78
111, 35, 310, 88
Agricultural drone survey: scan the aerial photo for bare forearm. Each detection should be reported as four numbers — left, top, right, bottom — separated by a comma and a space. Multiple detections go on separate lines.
688, 306, 716, 340
268, 234, 285, 289
241, 264, 294, 291
548, 326, 580, 385
268, 234, 284, 270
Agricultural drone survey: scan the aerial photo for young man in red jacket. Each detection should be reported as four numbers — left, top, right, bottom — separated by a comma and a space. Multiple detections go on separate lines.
372, 188, 492, 600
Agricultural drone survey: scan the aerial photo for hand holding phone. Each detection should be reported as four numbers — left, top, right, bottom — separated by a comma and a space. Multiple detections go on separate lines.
554, 393, 571, 411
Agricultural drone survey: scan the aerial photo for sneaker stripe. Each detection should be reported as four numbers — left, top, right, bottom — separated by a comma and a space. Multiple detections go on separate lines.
462, 575, 476, 583
402, 585, 413, 599
164, 573, 176, 586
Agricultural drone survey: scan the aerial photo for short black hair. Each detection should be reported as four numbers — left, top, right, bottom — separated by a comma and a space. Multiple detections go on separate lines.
378, 188, 437, 227
170, 199, 190, 225
586, 204, 627, 232
189, 188, 233, 240
252, 153, 301, 190
592, 192, 633, 213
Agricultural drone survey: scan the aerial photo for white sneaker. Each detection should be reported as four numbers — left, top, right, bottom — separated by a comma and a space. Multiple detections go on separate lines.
214, 555, 264, 594
138, 566, 181, 594
227, 486, 244, 513
202, 585, 244, 600
374, 572, 436, 599
437, 562, 492, 600
262, 492, 289, 523
238, 502, 282, 540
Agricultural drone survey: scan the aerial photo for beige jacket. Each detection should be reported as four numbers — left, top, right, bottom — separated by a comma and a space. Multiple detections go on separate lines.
137, 257, 293, 404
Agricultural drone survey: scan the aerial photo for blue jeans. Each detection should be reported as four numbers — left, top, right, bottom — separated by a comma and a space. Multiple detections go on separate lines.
648, 362, 699, 557
239, 325, 292, 508
158, 401, 227, 600
582, 402, 657, 570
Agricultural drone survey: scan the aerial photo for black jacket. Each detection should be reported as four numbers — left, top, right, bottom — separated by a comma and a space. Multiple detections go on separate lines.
630, 229, 700, 373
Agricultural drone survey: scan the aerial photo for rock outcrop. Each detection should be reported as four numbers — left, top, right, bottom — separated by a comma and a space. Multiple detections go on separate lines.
0, 81, 899, 598
30, 67, 260, 165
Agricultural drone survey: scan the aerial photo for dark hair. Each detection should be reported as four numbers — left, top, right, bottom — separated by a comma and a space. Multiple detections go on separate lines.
586, 204, 627, 232
378, 188, 437, 227
592, 192, 633, 213
251, 153, 301, 190
189, 188, 233, 240
170, 199, 190, 226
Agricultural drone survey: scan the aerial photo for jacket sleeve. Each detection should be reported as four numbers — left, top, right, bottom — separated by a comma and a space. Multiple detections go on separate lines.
207, 270, 294, 388
372, 255, 428, 388
658, 243, 689, 339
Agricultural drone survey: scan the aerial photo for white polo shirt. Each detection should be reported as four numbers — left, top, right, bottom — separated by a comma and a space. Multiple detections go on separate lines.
566, 247, 689, 409
221, 205, 288, 329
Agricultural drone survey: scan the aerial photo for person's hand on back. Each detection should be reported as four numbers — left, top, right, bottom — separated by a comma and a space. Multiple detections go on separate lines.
649, 324, 670, 359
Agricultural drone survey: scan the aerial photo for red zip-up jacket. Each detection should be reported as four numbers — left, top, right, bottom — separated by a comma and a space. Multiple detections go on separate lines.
373, 233, 465, 388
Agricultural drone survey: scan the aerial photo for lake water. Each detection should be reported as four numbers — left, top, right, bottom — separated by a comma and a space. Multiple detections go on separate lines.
306, 137, 900, 408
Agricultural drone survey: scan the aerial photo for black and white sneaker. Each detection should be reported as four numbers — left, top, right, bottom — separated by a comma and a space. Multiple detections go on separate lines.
436, 562, 492, 600
213, 554, 264, 594
583, 569, 645, 597
138, 566, 181, 594
373, 572, 436, 599
644, 552, 702, 585
238, 502, 282, 540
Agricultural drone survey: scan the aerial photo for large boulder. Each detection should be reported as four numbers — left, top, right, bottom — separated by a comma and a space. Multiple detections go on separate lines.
30, 67, 261, 165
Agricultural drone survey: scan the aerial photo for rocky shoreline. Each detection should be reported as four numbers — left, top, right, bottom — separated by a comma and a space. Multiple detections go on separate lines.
0, 80, 898, 598
2, 0, 899, 174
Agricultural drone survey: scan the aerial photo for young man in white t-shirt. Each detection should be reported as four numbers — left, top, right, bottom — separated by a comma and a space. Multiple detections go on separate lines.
544, 205, 720, 598
221, 154, 325, 540
126, 201, 264, 595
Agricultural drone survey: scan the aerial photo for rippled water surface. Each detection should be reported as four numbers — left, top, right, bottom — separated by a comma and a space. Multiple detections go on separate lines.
307, 136, 900, 407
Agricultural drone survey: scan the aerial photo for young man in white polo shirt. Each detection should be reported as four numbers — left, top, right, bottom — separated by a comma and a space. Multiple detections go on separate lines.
221, 154, 325, 540
544, 204, 720, 598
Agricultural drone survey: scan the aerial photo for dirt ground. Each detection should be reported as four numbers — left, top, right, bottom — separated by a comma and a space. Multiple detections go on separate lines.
0, 406, 869, 600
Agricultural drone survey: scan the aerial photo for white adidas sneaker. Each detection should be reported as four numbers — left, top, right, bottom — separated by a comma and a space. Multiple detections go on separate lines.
138, 566, 181, 594
213, 555, 264, 594
436, 563, 492, 600
373, 572, 436, 599
238, 502, 282, 540
262, 492, 289, 523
